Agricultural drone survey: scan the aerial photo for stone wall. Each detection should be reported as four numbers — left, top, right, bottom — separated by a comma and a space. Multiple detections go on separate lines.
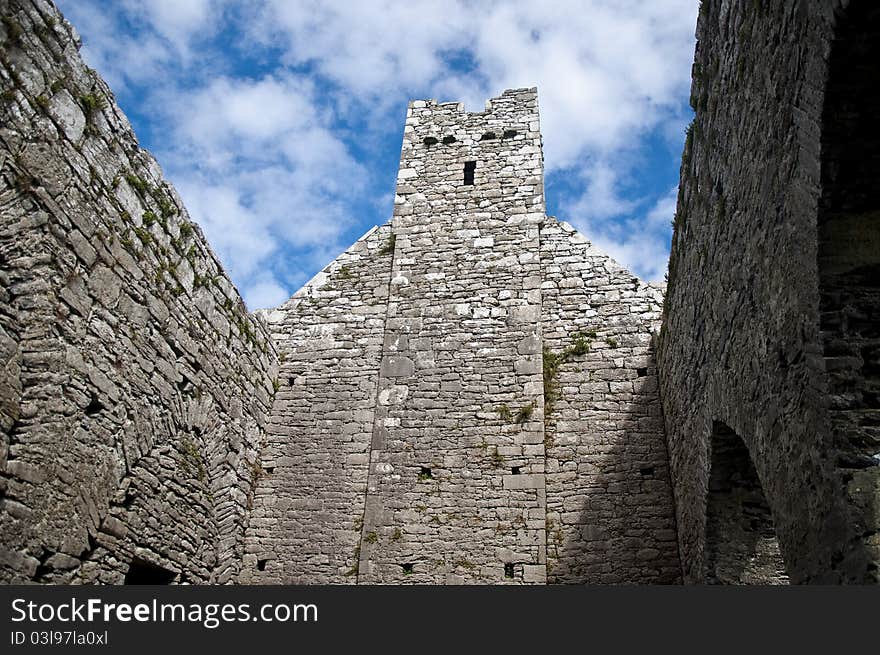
241, 225, 393, 583
658, 0, 878, 584
2, 0, 680, 586
245, 89, 681, 584
0, 0, 276, 583
540, 220, 680, 583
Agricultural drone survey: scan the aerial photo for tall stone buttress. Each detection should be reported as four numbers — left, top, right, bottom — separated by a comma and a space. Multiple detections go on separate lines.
244, 89, 680, 584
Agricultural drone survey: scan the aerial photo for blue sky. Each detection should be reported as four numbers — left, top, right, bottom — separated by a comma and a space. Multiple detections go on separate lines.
55, 0, 699, 310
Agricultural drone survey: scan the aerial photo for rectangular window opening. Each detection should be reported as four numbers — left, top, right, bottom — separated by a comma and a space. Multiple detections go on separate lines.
463, 161, 476, 185
504, 563, 515, 579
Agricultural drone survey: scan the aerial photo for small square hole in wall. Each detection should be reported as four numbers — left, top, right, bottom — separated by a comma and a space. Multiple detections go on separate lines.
85, 395, 104, 416
265, 467, 275, 474
463, 161, 476, 185
640, 466, 655, 477
288, 377, 295, 386
503, 129, 518, 139
442, 135, 456, 144
423, 136, 438, 146
511, 466, 522, 475
418, 466, 433, 480
637, 367, 649, 377
257, 559, 268, 571
402, 563, 414, 574
504, 563, 515, 579
480, 131, 497, 141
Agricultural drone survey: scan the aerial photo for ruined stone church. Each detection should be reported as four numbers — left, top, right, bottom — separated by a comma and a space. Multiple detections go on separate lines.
0, 0, 877, 585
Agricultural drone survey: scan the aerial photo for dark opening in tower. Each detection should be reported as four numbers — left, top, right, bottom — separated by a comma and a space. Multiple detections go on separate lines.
704, 422, 788, 584
818, 3, 880, 478
463, 161, 476, 185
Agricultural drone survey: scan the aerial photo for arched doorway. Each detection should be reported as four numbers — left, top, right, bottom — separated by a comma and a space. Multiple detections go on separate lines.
704, 422, 789, 584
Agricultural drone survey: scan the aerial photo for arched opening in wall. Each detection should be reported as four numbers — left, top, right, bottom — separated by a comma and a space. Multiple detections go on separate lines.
817, 3, 880, 555
124, 558, 177, 585
704, 422, 789, 584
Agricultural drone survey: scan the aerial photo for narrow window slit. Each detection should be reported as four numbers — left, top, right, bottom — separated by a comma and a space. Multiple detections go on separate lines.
504, 563, 515, 579
463, 161, 476, 185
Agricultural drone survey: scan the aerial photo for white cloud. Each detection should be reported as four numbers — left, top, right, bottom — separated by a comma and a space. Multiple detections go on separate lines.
244, 275, 291, 311
567, 162, 640, 221
174, 180, 275, 281
122, 0, 214, 51
60, 0, 224, 91
60, 0, 699, 306
172, 76, 318, 145
66, 10, 172, 89
260, 1, 471, 96
152, 73, 367, 306
570, 186, 678, 283
258, 0, 697, 167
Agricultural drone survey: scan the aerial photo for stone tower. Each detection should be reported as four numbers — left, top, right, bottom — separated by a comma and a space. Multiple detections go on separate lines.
243, 89, 681, 584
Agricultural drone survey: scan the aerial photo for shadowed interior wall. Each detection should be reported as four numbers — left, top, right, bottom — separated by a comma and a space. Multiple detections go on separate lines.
241, 226, 393, 583
658, 0, 878, 584
540, 221, 680, 583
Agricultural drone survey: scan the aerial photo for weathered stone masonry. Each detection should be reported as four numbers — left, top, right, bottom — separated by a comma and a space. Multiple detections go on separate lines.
241, 225, 394, 583
18, 0, 880, 586
1, 0, 685, 584
243, 90, 680, 584
0, 0, 276, 583
659, 0, 879, 584
541, 223, 679, 583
